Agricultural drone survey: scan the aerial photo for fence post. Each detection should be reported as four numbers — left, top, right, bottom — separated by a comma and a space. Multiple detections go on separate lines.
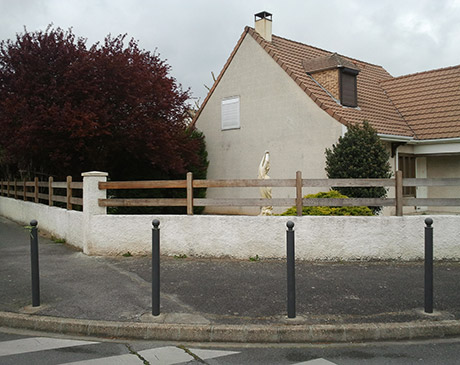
66, 176, 72, 210
152, 219, 160, 316
48, 176, 54, 206
395, 170, 403, 216
14, 179, 17, 199
7, 180, 10, 197
296, 171, 302, 217
34, 177, 39, 203
30, 219, 40, 307
186, 172, 193, 215
23, 179, 27, 201
424, 217, 434, 313
286, 221, 296, 318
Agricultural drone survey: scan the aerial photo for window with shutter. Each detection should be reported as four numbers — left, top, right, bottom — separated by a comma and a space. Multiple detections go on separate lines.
221, 97, 240, 130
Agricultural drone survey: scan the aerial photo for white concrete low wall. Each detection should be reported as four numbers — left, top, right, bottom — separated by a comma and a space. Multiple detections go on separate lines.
0, 196, 84, 250
86, 214, 460, 260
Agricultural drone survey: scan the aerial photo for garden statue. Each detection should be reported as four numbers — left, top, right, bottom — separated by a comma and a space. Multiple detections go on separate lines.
258, 150, 273, 215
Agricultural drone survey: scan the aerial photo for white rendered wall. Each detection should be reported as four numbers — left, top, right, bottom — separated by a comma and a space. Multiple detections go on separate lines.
85, 214, 459, 260
0, 196, 84, 250
427, 155, 460, 214
195, 34, 344, 214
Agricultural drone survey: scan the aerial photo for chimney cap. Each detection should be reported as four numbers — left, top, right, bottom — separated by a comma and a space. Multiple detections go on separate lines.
255, 11, 272, 21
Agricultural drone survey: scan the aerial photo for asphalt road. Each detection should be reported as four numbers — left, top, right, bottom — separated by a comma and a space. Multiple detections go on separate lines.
2, 329, 460, 364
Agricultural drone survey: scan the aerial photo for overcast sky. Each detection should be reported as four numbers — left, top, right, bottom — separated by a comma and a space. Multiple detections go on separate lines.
1, 0, 459, 104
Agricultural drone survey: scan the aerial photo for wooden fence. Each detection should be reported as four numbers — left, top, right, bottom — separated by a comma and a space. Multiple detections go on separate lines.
0, 176, 83, 210
98, 171, 460, 216
2, 171, 460, 216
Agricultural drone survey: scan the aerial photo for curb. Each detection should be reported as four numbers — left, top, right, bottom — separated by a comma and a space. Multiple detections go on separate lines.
1, 312, 460, 343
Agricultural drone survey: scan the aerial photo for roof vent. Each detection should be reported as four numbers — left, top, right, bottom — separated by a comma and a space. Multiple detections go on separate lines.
255, 11, 272, 42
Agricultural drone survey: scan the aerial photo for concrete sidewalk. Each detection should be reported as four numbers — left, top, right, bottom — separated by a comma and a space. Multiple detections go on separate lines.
1, 215, 460, 343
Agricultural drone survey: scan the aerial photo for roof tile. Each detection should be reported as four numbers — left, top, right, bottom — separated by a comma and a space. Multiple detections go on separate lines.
192, 26, 459, 140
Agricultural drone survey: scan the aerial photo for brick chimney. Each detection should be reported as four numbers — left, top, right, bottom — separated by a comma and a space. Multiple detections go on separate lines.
255, 11, 272, 42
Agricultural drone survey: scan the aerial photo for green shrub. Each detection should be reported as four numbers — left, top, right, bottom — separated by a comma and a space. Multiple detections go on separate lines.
280, 190, 373, 216
325, 121, 392, 214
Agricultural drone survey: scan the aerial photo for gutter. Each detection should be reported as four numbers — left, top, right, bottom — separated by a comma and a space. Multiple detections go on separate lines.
377, 134, 414, 143
378, 134, 460, 145
411, 137, 460, 145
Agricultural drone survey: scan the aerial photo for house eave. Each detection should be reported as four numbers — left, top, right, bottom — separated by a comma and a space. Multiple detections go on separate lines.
410, 137, 460, 145
377, 134, 414, 142
411, 137, 460, 156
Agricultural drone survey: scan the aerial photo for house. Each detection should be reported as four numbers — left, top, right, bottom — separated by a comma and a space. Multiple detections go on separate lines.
192, 12, 460, 215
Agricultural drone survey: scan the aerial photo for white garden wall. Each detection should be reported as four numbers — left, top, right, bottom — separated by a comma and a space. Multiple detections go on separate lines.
1, 194, 459, 260
0, 196, 84, 250
86, 214, 459, 260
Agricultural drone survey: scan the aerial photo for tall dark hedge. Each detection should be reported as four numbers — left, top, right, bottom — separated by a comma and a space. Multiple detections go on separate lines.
325, 121, 392, 214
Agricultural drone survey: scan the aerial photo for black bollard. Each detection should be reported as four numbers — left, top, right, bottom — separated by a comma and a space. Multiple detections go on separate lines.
30, 219, 40, 307
152, 219, 160, 316
424, 217, 434, 313
286, 221, 296, 318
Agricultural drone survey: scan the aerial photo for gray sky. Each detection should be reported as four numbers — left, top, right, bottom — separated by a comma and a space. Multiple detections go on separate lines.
1, 0, 459, 104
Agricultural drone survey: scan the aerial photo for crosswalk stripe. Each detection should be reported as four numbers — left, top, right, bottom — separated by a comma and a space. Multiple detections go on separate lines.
190, 348, 241, 360
0, 337, 99, 357
61, 346, 241, 365
139, 346, 196, 364
0, 337, 242, 365
295, 359, 338, 365
138, 347, 241, 364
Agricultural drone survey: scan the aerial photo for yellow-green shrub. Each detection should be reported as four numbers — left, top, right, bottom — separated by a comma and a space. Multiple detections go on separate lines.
280, 190, 373, 216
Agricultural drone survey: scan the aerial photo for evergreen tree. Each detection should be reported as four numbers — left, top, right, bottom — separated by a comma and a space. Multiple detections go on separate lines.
325, 121, 392, 214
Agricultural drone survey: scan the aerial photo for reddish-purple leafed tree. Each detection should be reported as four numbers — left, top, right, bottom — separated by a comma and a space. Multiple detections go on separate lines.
0, 26, 206, 181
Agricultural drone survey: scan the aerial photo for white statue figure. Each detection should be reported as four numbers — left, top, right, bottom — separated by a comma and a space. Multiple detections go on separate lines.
258, 150, 273, 215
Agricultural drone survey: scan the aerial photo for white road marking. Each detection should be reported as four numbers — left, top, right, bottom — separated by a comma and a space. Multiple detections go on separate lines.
190, 348, 241, 360
139, 346, 194, 364
0, 337, 98, 357
296, 358, 338, 364
0, 337, 242, 364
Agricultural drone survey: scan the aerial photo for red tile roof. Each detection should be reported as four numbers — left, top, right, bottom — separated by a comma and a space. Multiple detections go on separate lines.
192, 27, 460, 141
380, 65, 460, 140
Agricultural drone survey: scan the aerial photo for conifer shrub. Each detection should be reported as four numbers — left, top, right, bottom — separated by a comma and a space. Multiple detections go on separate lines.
325, 121, 392, 214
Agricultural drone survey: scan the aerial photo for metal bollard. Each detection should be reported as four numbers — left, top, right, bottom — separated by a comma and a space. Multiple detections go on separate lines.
424, 217, 434, 313
286, 221, 296, 318
152, 219, 160, 316
30, 219, 40, 307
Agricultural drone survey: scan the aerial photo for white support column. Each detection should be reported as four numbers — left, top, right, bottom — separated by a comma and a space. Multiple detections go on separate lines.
82, 171, 108, 216
416, 157, 428, 212
81, 171, 108, 254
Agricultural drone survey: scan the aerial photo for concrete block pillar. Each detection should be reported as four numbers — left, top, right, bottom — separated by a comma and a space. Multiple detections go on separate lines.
81, 171, 108, 254
82, 171, 108, 216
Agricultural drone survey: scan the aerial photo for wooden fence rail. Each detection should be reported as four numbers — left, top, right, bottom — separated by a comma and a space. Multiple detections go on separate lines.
3, 172, 460, 216
0, 176, 83, 210
98, 171, 460, 216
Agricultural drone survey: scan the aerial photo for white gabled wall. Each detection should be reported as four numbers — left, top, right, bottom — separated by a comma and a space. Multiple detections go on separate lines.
196, 34, 344, 214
